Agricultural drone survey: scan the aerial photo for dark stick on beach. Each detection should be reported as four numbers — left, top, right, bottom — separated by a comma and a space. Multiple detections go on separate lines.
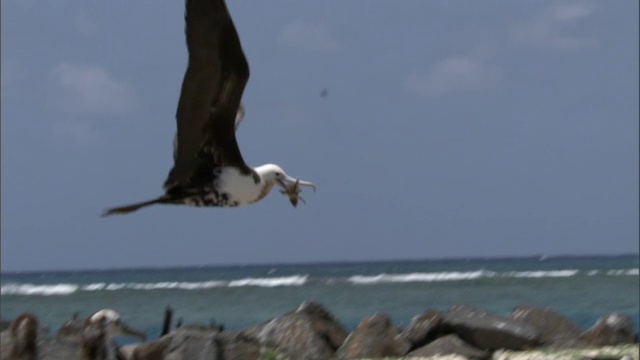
161, 306, 173, 337
209, 318, 224, 332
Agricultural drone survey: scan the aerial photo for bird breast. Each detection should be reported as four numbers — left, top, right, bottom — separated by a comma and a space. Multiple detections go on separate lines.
249, 182, 275, 204
217, 167, 271, 205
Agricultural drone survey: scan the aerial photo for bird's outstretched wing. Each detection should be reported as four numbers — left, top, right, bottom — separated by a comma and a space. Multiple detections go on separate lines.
164, 0, 250, 191
171, 103, 245, 163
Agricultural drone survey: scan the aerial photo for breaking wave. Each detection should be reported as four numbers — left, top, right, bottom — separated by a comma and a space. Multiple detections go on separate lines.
1, 275, 307, 296
228, 275, 307, 287
1, 269, 636, 295
0, 283, 78, 296
348, 271, 489, 284
347, 268, 639, 285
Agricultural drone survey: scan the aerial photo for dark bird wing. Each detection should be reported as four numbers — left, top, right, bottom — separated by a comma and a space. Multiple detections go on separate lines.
164, 0, 250, 191
171, 103, 245, 163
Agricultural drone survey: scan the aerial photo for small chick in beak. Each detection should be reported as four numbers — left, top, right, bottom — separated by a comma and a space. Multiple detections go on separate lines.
278, 177, 315, 207
280, 178, 305, 207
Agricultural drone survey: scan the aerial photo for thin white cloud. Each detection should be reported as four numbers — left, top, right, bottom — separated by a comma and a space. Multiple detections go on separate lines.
278, 19, 339, 53
51, 63, 135, 116
73, 10, 97, 38
551, 2, 594, 21
509, 1, 598, 51
49, 63, 135, 144
405, 57, 504, 98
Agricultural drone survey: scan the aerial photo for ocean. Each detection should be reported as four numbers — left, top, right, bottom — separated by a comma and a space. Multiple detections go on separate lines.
1, 255, 638, 342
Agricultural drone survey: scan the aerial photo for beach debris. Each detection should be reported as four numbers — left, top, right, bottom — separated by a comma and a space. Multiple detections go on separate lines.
161, 306, 173, 337
209, 318, 224, 332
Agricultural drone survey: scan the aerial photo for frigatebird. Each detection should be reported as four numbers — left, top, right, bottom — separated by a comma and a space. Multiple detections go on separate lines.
103, 0, 315, 216
1, 313, 38, 360
0, 310, 145, 360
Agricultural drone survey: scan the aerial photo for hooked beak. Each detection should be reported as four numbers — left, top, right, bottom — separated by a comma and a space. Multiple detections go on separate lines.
108, 321, 146, 341
277, 174, 316, 192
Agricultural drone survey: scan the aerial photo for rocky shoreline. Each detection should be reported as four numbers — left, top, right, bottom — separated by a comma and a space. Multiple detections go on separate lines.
1, 302, 638, 360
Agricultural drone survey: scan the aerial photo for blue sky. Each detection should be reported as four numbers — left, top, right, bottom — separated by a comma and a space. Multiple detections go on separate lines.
1, 0, 638, 272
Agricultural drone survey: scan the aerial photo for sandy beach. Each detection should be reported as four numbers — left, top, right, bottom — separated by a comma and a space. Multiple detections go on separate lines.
374, 344, 640, 360
491, 344, 640, 360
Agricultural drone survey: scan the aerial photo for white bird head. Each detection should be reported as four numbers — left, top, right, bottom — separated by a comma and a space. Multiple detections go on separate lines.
255, 164, 316, 195
89, 309, 146, 340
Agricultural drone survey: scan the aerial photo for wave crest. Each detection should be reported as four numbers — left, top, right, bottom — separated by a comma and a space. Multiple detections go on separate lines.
1, 276, 308, 296
229, 275, 308, 287
348, 271, 489, 284
2, 268, 636, 295
1, 283, 78, 296
346, 268, 640, 285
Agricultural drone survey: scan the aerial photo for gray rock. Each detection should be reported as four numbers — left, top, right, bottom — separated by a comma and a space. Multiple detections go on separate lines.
48, 321, 122, 360
509, 305, 586, 348
244, 302, 347, 360
129, 327, 262, 360
581, 313, 636, 346
297, 301, 348, 350
442, 305, 542, 351
335, 313, 411, 360
127, 336, 171, 360
0, 313, 124, 360
1, 313, 42, 360
218, 331, 262, 360
400, 310, 444, 350
406, 334, 490, 360
119, 343, 140, 360
133, 327, 220, 360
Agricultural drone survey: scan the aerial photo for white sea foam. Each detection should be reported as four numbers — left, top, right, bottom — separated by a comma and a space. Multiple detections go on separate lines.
507, 270, 579, 278
1, 276, 306, 296
82, 281, 226, 291
127, 281, 226, 290
345, 268, 618, 285
1, 283, 78, 296
81, 283, 106, 291
348, 271, 491, 284
606, 268, 639, 276
106, 283, 126, 291
2, 268, 637, 295
228, 275, 308, 287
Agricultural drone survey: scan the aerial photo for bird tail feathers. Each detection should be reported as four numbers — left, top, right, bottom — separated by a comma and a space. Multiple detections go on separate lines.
102, 196, 167, 217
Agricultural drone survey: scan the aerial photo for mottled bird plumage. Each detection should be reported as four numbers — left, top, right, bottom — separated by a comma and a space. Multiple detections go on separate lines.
103, 0, 314, 217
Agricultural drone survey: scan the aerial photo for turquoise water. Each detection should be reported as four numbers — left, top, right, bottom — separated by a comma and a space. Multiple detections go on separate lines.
1, 255, 638, 339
